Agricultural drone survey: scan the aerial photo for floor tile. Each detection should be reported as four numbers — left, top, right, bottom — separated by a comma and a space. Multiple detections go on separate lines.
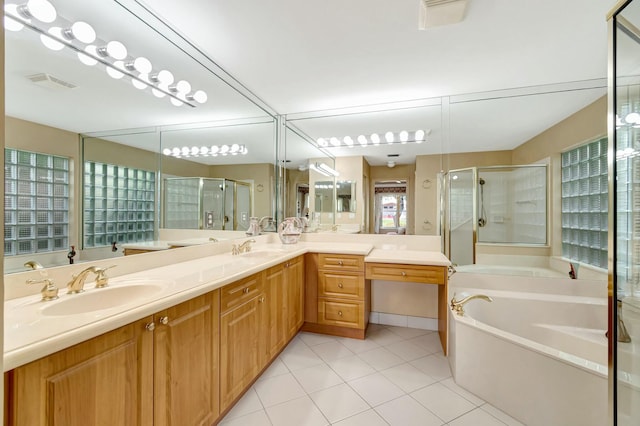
407, 332, 445, 354
384, 325, 430, 339
481, 404, 526, 426
348, 372, 405, 406
384, 340, 430, 361
326, 355, 377, 381
258, 358, 290, 381
380, 362, 436, 393
411, 382, 475, 423
375, 395, 444, 426
439, 378, 485, 406
219, 409, 272, 426
409, 354, 452, 381
265, 396, 328, 426
298, 332, 338, 347
254, 373, 306, 407
221, 387, 263, 420
335, 336, 381, 354
357, 347, 405, 371
291, 363, 344, 394
331, 409, 389, 426
280, 342, 325, 371
310, 340, 355, 362
365, 328, 406, 346
310, 383, 370, 423
448, 407, 506, 426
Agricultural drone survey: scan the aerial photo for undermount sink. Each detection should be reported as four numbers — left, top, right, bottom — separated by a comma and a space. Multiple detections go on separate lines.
40, 281, 167, 316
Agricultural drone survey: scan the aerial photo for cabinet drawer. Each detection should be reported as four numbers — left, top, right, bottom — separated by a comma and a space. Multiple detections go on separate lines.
318, 272, 364, 299
220, 273, 263, 313
317, 299, 364, 329
318, 254, 364, 271
365, 263, 446, 284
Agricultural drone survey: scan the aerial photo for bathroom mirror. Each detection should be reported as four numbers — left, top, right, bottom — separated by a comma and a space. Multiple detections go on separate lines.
314, 181, 335, 214
336, 180, 356, 213
4, 0, 276, 271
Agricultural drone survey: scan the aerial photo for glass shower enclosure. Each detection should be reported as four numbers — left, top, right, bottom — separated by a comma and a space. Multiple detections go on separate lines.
163, 177, 252, 231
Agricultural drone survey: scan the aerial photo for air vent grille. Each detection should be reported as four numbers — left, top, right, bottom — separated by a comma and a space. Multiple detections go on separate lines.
419, 0, 468, 29
27, 73, 77, 90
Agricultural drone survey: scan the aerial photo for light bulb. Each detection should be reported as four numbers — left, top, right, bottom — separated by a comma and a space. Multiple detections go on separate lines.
399, 130, 408, 143
191, 146, 199, 155
152, 84, 168, 98
371, 133, 380, 145
230, 144, 240, 153
176, 80, 191, 93
24, 0, 57, 23
157, 70, 174, 85
78, 45, 98, 66
106, 41, 127, 60
415, 129, 425, 143
330, 137, 340, 147
65, 21, 96, 43
385, 131, 394, 144
106, 61, 125, 79
357, 135, 367, 146
317, 138, 327, 147
40, 27, 65, 51
133, 57, 152, 74
626, 112, 640, 125
192, 90, 207, 103
4, 4, 27, 31
200, 146, 209, 155
172, 147, 180, 156
210, 145, 219, 154
170, 97, 184, 107
162, 148, 171, 156
241, 145, 248, 154
220, 145, 230, 154
181, 147, 190, 156
344, 136, 354, 147
132, 74, 149, 90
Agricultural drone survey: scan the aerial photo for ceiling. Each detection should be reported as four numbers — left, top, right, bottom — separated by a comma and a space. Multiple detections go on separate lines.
5, 0, 614, 167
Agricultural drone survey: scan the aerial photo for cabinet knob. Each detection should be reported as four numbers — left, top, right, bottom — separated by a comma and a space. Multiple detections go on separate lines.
338, 311, 343, 317
243, 287, 250, 294
159, 316, 169, 325
285, 262, 290, 268
338, 260, 344, 266
401, 271, 407, 277
145, 322, 155, 332
338, 283, 343, 288
259, 296, 265, 303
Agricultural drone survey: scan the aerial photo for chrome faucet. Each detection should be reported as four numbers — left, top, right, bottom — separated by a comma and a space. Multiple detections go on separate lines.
450, 293, 493, 316
232, 239, 256, 255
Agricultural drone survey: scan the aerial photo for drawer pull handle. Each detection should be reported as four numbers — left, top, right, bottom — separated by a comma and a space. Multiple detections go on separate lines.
243, 287, 250, 294
145, 322, 155, 332
401, 271, 407, 277
338, 283, 343, 288
338, 311, 343, 316
338, 260, 344, 266
159, 316, 169, 325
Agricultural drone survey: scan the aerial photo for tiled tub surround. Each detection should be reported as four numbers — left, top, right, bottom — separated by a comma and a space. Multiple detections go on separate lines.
449, 271, 607, 426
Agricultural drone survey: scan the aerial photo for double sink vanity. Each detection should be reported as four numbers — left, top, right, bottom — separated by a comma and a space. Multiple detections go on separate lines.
3, 234, 449, 425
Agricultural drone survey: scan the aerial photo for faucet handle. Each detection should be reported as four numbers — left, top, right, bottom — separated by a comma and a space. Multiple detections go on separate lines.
94, 265, 116, 288
27, 278, 59, 301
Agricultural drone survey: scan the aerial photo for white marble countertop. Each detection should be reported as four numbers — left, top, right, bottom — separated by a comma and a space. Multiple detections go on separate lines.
121, 241, 171, 251
4, 240, 445, 371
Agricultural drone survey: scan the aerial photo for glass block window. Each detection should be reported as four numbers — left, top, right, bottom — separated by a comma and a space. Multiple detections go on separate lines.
5, 149, 70, 256
84, 162, 155, 248
561, 137, 608, 269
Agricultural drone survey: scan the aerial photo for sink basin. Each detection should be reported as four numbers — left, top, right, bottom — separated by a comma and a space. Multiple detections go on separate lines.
41, 282, 166, 316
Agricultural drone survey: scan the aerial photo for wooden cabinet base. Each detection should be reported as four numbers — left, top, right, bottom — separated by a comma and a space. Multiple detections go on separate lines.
300, 322, 366, 340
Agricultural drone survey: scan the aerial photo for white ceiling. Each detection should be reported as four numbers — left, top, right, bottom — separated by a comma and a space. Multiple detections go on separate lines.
5, 0, 614, 166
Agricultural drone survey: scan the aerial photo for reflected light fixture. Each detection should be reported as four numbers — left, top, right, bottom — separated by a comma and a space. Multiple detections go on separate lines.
316, 130, 430, 148
6, 1, 208, 108
309, 162, 339, 177
163, 144, 248, 159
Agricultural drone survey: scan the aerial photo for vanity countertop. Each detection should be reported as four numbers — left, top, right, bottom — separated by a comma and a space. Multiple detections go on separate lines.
5, 240, 445, 371
121, 241, 172, 251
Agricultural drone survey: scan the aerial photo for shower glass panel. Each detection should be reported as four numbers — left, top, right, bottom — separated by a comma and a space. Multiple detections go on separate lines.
235, 182, 251, 231
477, 165, 547, 245
448, 168, 475, 266
614, 2, 640, 423
202, 178, 225, 230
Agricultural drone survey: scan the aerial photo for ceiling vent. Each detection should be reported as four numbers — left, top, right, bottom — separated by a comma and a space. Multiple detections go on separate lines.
27, 73, 77, 90
419, 0, 468, 29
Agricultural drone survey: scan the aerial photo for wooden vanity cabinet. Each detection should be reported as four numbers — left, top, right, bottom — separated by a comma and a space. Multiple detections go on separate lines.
284, 255, 305, 339
5, 292, 220, 426
302, 253, 370, 339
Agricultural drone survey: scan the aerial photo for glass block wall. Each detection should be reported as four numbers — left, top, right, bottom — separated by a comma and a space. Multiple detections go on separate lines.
561, 137, 608, 269
84, 162, 155, 247
4, 149, 70, 256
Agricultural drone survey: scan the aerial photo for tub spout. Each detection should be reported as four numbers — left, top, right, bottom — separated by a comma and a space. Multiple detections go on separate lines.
450, 293, 493, 316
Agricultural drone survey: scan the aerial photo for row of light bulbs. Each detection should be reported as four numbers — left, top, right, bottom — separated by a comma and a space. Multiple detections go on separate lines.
317, 129, 429, 148
163, 144, 248, 158
4, 0, 207, 107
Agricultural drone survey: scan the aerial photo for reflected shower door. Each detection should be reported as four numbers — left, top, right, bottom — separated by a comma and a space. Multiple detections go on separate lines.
448, 168, 475, 266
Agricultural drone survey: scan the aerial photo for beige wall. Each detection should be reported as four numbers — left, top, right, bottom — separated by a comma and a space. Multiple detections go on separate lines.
209, 163, 274, 218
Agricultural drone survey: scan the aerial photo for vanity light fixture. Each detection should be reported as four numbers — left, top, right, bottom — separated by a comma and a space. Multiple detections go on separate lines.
4, 2, 208, 108
316, 129, 430, 149
163, 144, 248, 159
309, 162, 339, 177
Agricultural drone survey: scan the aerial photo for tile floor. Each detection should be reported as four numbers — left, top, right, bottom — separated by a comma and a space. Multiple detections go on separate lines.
219, 324, 525, 426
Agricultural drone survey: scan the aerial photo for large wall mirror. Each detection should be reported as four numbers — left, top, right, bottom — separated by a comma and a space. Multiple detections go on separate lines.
4, 0, 276, 271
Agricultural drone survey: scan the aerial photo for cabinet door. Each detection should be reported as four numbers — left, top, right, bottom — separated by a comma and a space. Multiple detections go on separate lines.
286, 256, 305, 338
6, 317, 154, 426
264, 264, 286, 360
220, 296, 263, 411
154, 291, 220, 426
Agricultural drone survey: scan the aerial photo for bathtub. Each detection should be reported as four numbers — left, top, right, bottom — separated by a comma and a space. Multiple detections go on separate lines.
449, 269, 608, 426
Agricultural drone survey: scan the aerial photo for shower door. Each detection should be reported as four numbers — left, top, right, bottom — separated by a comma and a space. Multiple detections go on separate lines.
447, 168, 476, 266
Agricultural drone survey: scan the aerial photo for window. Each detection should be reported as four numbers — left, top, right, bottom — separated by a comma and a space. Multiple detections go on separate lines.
561, 137, 608, 269
374, 181, 407, 234
5, 149, 70, 256
83, 162, 156, 248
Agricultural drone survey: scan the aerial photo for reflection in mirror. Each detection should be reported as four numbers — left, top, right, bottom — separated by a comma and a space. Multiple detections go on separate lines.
336, 181, 356, 213
314, 181, 334, 214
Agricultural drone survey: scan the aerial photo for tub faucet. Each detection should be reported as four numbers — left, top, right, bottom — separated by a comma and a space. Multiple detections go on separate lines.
450, 293, 493, 316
